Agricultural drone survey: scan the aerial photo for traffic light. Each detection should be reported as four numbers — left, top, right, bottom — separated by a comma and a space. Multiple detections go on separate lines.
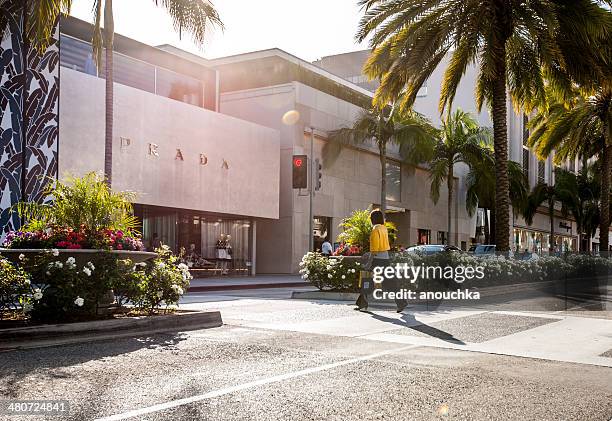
315, 158, 322, 191
292, 155, 308, 189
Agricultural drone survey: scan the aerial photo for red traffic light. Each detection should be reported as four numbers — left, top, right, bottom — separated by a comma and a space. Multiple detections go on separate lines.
294, 158, 303, 167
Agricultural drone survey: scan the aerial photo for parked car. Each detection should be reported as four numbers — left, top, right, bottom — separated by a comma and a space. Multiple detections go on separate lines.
406, 244, 461, 255
468, 244, 496, 257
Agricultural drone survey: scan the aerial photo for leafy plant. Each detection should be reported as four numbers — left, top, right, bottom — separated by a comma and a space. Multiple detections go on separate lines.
337, 209, 396, 252
123, 246, 192, 314
11, 173, 138, 235
0, 257, 31, 319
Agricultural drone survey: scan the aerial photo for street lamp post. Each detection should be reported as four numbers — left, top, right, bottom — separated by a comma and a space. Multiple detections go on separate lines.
309, 127, 315, 253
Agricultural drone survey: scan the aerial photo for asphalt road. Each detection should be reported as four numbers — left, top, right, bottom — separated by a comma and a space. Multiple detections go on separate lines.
1, 290, 611, 421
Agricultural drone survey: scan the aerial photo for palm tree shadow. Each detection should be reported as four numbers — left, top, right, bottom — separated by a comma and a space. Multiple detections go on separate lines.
362, 310, 466, 345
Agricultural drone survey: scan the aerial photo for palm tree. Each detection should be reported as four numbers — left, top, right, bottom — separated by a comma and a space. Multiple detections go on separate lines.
355, 0, 611, 252
465, 151, 528, 245
0, 0, 72, 53
553, 165, 600, 252
528, 88, 612, 253
523, 175, 565, 255
429, 109, 489, 245
324, 105, 436, 213
90, 0, 223, 185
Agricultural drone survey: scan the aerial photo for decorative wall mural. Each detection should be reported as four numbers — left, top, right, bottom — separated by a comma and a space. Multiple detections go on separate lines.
0, 4, 59, 239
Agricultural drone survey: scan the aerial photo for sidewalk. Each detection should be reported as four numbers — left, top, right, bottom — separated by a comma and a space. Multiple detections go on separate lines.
188, 275, 309, 292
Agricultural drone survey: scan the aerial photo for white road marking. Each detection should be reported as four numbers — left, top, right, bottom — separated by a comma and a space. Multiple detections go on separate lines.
95, 344, 420, 421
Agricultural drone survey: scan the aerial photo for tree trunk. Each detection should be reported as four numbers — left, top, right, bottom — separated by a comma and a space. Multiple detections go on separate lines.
549, 196, 555, 255
490, 209, 496, 245
103, 0, 114, 186
491, 54, 510, 252
599, 143, 611, 256
447, 164, 453, 245
379, 142, 387, 214
483, 209, 490, 244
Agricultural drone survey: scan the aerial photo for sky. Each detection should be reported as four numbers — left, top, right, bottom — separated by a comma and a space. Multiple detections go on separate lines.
69, 0, 368, 62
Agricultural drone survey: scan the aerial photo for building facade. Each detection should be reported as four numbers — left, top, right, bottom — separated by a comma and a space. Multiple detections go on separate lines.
209, 50, 475, 273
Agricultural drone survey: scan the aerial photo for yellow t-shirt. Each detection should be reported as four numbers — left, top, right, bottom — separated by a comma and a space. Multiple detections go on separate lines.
370, 224, 390, 252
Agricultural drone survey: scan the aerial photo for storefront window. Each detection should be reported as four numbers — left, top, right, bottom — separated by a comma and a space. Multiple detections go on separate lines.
417, 229, 430, 245
513, 228, 575, 255
313, 216, 331, 253
135, 205, 252, 274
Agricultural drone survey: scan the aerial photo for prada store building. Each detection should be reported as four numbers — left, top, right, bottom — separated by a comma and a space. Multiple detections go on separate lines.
58, 17, 280, 275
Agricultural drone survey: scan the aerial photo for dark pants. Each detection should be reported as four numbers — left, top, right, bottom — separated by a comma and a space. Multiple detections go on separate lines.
356, 258, 407, 310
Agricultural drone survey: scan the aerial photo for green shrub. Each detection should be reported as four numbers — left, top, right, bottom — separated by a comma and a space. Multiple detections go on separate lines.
299, 252, 359, 291
337, 209, 396, 251
123, 246, 192, 314
20, 252, 132, 321
0, 257, 31, 319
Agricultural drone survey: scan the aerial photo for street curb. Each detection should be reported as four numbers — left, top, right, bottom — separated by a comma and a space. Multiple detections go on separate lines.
189, 282, 310, 292
291, 290, 359, 301
0, 310, 222, 351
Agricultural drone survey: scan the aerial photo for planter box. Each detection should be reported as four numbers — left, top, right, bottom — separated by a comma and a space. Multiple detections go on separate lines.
0, 248, 156, 266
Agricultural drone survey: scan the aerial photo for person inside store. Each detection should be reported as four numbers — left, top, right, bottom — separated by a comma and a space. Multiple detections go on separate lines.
355, 209, 408, 313
150, 233, 162, 251
321, 239, 333, 256
224, 235, 233, 275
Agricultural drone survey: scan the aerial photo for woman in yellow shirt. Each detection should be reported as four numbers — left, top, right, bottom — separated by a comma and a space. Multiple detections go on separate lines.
355, 209, 407, 312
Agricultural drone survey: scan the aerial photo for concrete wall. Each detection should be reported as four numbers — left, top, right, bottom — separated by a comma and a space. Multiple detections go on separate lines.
59, 68, 280, 220
221, 81, 474, 273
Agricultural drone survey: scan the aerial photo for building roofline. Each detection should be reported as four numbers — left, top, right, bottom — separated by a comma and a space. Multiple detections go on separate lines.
207, 48, 374, 99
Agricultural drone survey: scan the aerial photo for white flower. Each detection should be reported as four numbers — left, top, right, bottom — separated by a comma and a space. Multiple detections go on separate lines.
33, 290, 43, 301
326, 265, 332, 270
341, 275, 346, 279
52, 249, 59, 257
171, 284, 184, 295
45, 271, 51, 276
350, 269, 356, 273
328, 274, 333, 279
24, 279, 30, 285
22, 302, 33, 313
87, 262, 95, 270
178, 263, 189, 272
157, 262, 166, 269
66, 257, 76, 265
53, 261, 63, 269
156, 290, 163, 298
18, 253, 25, 261
301, 274, 308, 279
82, 267, 92, 277
74, 296, 84, 307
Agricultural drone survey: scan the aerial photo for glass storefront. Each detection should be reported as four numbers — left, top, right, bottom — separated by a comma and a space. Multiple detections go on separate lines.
513, 228, 576, 255
134, 205, 253, 275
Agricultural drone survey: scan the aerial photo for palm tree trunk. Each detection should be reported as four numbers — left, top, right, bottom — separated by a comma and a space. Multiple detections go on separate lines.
379, 142, 387, 214
103, 0, 114, 186
600, 143, 611, 256
447, 164, 453, 245
490, 209, 496, 245
484, 209, 490, 244
492, 56, 510, 252
549, 197, 555, 255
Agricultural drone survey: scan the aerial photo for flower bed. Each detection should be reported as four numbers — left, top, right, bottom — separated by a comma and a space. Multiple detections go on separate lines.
392, 251, 612, 289
0, 174, 191, 324
299, 252, 360, 291
0, 245, 192, 323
